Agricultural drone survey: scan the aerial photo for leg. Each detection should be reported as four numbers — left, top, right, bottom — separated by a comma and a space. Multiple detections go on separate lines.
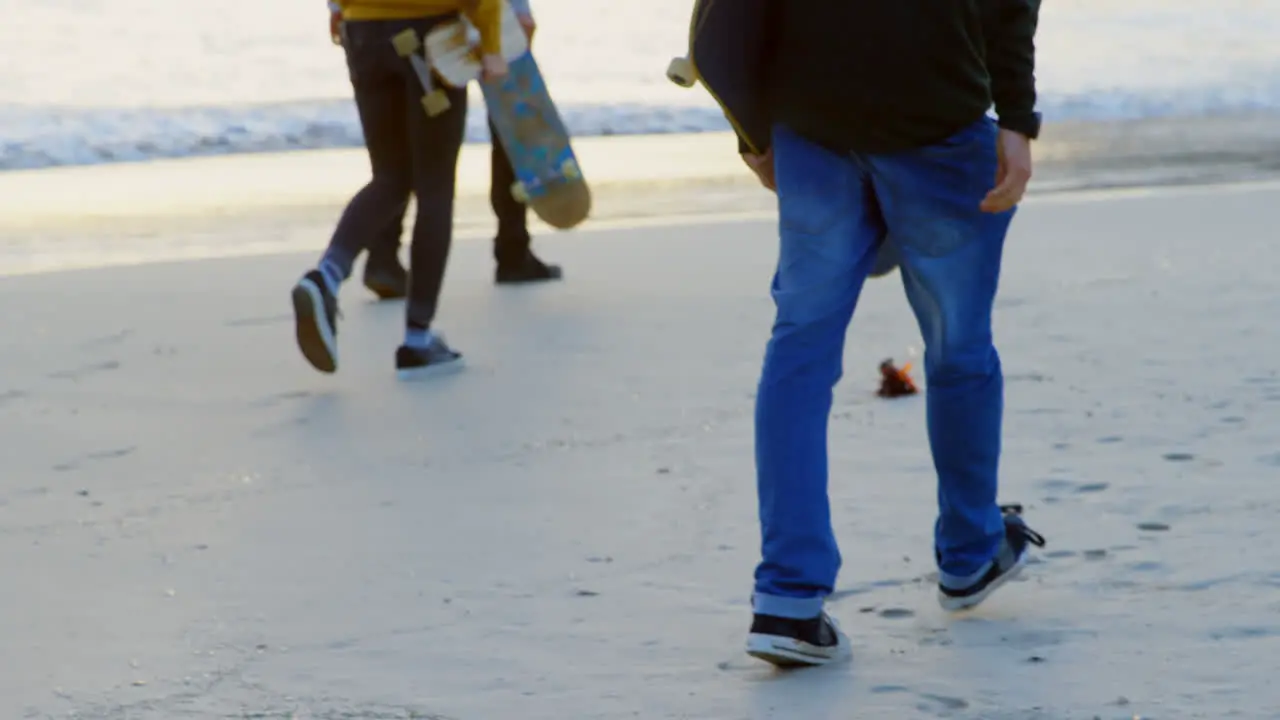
489, 117, 530, 264
292, 20, 413, 373
490, 118, 562, 283
319, 30, 414, 286
752, 125, 886, 618
867, 117, 1028, 590
368, 201, 408, 262
363, 198, 410, 300
402, 73, 468, 334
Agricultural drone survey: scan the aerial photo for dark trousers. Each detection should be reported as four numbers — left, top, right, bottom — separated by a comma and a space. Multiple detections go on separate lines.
367, 117, 531, 267
319, 17, 467, 329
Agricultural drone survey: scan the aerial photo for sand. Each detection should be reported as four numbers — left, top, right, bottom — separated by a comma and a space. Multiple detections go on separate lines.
2, 172, 1280, 719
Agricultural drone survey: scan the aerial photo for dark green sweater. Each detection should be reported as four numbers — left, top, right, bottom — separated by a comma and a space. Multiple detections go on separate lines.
732, 0, 1041, 155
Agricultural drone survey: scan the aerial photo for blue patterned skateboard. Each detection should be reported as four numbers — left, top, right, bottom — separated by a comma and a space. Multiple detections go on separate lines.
425, 6, 590, 230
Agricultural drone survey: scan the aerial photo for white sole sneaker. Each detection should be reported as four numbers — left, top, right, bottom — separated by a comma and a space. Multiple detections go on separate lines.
937, 550, 1029, 612
395, 357, 465, 382
745, 614, 851, 668
292, 278, 338, 373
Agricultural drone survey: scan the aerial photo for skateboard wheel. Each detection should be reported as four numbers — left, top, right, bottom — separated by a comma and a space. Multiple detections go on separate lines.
666, 56, 696, 88
510, 181, 529, 204
560, 159, 581, 180
392, 29, 421, 57
422, 90, 452, 117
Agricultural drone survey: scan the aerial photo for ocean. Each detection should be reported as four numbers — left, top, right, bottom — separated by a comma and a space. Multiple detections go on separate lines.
2, 0, 1278, 171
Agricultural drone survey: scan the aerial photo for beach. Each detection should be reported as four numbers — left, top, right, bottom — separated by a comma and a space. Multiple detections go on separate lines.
2, 137, 1280, 717
4, 1, 1280, 715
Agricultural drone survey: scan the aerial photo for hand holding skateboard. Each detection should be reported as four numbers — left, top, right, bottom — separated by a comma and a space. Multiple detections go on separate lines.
482, 53, 510, 80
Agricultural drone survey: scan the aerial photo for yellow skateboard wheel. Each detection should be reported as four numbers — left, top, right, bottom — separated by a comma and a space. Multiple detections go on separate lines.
392, 29, 421, 57
422, 90, 452, 117
510, 181, 529, 203
560, 159, 581, 180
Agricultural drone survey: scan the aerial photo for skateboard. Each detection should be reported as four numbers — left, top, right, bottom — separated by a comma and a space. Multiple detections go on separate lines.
423, 3, 591, 230
666, 0, 899, 278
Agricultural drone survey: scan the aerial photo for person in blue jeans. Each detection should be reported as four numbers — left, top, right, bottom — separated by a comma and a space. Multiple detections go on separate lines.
722, 0, 1048, 667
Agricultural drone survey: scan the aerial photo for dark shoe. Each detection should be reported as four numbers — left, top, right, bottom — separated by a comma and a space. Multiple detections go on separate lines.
937, 504, 1047, 611
495, 251, 563, 285
395, 333, 464, 380
363, 255, 407, 300
291, 270, 340, 373
745, 611, 850, 668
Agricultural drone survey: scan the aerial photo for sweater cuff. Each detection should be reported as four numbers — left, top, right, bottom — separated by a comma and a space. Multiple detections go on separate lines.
997, 110, 1043, 140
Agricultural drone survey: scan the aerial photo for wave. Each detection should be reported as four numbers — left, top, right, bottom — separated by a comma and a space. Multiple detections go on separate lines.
5, 83, 1280, 172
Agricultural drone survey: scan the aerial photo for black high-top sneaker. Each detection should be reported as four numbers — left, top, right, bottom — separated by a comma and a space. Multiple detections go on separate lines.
746, 611, 850, 667
291, 269, 340, 373
495, 250, 563, 285
363, 253, 407, 300
395, 333, 463, 380
937, 503, 1047, 612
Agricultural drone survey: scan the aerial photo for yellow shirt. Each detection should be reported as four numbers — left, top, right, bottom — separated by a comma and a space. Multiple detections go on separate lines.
336, 0, 501, 54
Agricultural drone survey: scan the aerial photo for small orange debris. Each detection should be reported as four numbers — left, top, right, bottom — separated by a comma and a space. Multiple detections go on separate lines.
877, 358, 918, 398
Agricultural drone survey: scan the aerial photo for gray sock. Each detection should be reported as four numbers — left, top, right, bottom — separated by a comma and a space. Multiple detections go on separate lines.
404, 327, 433, 349
319, 260, 344, 295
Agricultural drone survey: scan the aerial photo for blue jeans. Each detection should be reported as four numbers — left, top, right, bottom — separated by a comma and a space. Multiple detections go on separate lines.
752, 118, 1015, 619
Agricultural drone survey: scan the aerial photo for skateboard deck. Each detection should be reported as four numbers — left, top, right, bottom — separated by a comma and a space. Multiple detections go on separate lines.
667, 0, 899, 277
426, 4, 590, 230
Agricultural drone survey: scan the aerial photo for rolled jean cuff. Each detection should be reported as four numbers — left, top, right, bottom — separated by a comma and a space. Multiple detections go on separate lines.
938, 560, 993, 590
752, 592, 825, 620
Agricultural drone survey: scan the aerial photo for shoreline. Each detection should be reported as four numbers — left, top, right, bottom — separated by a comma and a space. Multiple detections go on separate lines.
3, 112, 1280, 278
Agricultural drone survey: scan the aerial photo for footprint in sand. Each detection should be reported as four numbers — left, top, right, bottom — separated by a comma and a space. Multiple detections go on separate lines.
878, 607, 915, 619
1162, 452, 1196, 462
225, 313, 292, 328
81, 329, 133, 348
47, 360, 120, 381
916, 692, 969, 712
250, 390, 313, 409
53, 446, 137, 472
0, 389, 27, 408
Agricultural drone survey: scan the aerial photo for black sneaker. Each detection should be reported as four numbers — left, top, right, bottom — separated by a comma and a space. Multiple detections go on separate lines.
937, 504, 1046, 612
495, 251, 563, 285
395, 333, 463, 380
745, 611, 850, 668
363, 254, 407, 300
291, 269, 340, 373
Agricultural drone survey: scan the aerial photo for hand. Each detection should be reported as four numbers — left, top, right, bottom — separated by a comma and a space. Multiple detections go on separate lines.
329, 9, 343, 46
481, 53, 509, 81
980, 129, 1033, 213
742, 148, 776, 192
517, 13, 536, 43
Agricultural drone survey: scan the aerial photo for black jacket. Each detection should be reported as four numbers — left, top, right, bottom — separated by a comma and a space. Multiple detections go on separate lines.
726, 0, 1041, 155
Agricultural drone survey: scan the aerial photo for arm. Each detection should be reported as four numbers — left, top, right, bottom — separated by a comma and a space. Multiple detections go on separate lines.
461, 0, 503, 55
984, 0, 1042, 138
